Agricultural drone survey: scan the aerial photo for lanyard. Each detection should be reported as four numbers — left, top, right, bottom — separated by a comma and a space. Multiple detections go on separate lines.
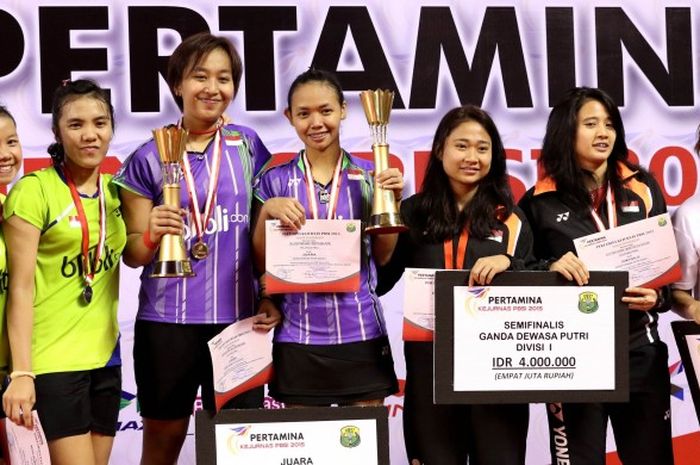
443, 228, 469, 270
301, 151, 343, 220
590, 184, 616, 231
63, 166, 106, 304
181, 127, 223, 248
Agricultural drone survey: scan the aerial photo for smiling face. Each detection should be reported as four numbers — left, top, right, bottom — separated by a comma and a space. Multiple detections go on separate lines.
574, 99, 616, 173
440, 120, 492, 195
0, 115, 22, 186
176, 47, 234, 130
285, 81, 346, 156
56, 96, 113, 172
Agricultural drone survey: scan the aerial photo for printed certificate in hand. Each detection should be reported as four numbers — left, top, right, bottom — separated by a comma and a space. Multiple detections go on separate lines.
265, 219, 361, 293
573, 213, 681, 288
402, 268, 447, 341
208, 316, 273, 411
0, 412, 50, 465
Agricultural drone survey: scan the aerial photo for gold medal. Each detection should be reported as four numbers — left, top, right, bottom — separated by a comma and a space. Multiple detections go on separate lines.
191, 241, 209, 260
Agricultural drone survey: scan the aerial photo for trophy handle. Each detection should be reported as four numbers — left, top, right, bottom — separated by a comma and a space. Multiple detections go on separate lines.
365, 143, 408, 235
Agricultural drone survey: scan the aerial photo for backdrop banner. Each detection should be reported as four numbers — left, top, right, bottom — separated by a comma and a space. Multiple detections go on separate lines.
1, 1, 699, 463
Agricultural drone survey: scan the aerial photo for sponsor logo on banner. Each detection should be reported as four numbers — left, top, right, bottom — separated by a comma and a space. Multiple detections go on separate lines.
339, 426, 361, 448
577, 291, 599, 314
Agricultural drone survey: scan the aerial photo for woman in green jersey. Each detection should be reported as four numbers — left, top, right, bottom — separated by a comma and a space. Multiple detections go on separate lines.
1, 80, 126, 465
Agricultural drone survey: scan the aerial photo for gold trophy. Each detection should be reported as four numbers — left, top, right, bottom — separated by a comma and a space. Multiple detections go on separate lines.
360, 89, 407, 234
150, 126, 195, 277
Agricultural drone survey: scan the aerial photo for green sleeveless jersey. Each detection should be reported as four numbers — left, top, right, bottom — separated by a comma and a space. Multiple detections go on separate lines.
4, 167, 126, 374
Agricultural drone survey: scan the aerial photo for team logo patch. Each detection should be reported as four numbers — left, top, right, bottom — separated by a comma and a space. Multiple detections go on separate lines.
578, 291, 599, 314
347, 168, 364, 181
487, 230, 504, 243
339, 425, 361, 448
556, 212, 570, 222
621, 200, 640, 213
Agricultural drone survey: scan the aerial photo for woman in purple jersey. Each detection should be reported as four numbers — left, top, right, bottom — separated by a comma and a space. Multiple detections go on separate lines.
252, 69, 402, 406
114, 33, 274, 465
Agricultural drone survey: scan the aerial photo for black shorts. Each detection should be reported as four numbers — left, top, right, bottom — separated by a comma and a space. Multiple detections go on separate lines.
269, 335, 398, 405
34, 366, 121, 441
134, 320, 263, 420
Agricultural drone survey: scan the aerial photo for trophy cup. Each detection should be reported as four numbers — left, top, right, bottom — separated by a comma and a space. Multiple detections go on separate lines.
359, 89, 407, 234
150, 126, 195, 278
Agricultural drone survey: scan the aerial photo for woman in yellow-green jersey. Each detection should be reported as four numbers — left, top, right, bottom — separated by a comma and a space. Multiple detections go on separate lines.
1, 80, 126, 465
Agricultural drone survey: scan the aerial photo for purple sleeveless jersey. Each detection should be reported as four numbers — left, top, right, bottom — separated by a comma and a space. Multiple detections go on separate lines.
254, 151, 388, 345
113, 124, 270, 324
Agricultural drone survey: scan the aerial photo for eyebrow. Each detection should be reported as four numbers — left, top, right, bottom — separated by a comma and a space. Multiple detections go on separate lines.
453, 137, 491, 145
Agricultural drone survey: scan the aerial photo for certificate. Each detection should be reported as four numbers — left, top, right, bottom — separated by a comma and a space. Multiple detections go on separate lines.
266, 219, 361, 294
573, 213, 681, 288
402, 268, 447, 341
0, 412, 50, 465
195, 406, 389, 465
208, 316, 273, 411
434, 271, 629, 404
671, 321, 700, 424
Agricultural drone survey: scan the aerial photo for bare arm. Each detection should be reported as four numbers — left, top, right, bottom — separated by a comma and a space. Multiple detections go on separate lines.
370, 168, 403, 266
672, 289, 700, 322
2, 215, 40, 428
119, 188, 183, 267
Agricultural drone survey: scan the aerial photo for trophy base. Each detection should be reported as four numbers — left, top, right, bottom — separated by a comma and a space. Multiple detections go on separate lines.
150, 260, 195, 278
365, 212, 409, 235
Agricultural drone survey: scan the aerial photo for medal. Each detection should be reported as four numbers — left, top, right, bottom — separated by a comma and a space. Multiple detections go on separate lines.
63, 167, 106, 306
83, 285, 93, 304
302, 150, 343, 220
182, 121, 223, 261
191, 241, 209, 260
318, 188, 330, 204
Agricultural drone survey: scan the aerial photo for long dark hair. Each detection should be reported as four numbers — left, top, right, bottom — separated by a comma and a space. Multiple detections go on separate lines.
167, 32, 242, 111
417, 105, 514, 241
48, 79, 114, 165
540, 87, 642, 210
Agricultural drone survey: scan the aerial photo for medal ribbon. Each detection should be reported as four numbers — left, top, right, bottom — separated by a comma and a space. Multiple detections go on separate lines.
589, 184, 617, 231
182, 127, 223, 244
301, 151, 343, 220
443, 228, 469, 270
63, 167, 106, 292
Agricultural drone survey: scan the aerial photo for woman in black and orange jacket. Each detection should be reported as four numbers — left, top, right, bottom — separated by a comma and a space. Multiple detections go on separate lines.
380, 105, 537, 465
518, 87, 673, 465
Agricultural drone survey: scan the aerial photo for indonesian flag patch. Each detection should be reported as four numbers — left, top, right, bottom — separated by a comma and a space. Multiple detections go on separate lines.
223, 132, 243, 146
487, 229, 504, 243
621, 200, 640, 213
347, 168, 364, 181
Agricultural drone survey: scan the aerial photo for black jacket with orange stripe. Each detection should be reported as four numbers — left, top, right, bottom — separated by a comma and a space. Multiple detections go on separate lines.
518, 162, 671, 350
377, 193, 537, 295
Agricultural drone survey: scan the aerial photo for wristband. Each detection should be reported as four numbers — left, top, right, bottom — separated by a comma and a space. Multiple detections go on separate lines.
143, 229, 158, 250
9, 370, 36, 380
